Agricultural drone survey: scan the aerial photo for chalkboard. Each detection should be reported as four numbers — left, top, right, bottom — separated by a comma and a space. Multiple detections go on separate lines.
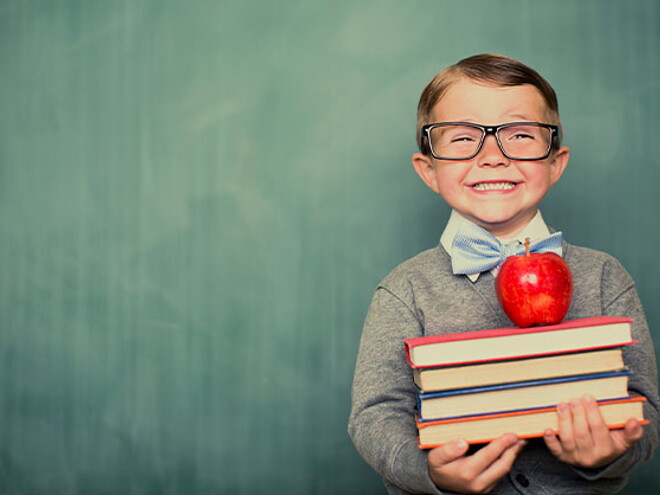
1, 1, 659, 493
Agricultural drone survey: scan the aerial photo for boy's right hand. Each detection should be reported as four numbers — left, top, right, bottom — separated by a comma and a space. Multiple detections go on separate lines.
427, 434, 526, 494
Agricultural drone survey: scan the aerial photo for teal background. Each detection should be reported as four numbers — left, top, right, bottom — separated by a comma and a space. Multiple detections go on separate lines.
1, 0, 659, 493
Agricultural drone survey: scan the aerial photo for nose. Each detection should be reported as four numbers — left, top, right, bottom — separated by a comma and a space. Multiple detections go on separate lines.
477, 135, 510, 167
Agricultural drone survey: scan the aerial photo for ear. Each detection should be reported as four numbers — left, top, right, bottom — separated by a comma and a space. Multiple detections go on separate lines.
548, 146, 570, 185
411, 152, 442, 194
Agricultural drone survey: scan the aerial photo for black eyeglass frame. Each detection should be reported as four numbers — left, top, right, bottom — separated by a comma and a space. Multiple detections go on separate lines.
420, 122, 561, 161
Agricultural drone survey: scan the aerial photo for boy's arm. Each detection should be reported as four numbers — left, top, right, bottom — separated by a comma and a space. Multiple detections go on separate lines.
348, 286, 445, 494
564, 259, 660, 480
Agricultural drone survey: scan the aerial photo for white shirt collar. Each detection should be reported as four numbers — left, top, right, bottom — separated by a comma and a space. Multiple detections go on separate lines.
440, 210, 554, 282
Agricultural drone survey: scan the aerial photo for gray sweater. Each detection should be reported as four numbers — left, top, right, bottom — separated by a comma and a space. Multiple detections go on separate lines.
348, 240, 660, 495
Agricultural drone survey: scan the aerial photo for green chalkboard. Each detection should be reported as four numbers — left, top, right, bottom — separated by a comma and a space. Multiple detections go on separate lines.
1, 1, 659, 493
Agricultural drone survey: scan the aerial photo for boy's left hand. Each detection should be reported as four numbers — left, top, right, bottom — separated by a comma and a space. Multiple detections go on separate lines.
543, 394, 644, 469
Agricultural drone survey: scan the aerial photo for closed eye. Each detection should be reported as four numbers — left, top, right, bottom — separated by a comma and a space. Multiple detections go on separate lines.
451, 135, 477, 143
509, 133, 535, 140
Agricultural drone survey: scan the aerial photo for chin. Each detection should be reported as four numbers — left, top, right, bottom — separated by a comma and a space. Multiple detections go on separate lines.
472, 213, 519, 228
470, 213, 532, 237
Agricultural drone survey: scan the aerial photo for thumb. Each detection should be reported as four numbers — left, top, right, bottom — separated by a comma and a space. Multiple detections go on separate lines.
429, 439, 469, 466
608, 419, 643, 456
622, 418, 644, 445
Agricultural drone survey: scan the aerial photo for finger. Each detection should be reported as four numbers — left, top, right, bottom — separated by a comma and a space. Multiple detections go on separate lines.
570, 398, 593, 449
609, 419, 644, 456
482, 439, 527, 477
582, 394, 611, 445
428, 439, 469, 467
469, 433, 519, 470
556, 401, 577, 452
608, 422, 642, 460
620, 418, 644, 445
471, 439, 527, 492
543, 428, 563, 458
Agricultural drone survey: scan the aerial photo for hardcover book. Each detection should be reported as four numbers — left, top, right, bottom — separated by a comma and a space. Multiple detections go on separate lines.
413, 348, 626, 392
417, 396, 647, 448
405, 316, 634, 369
417, 371, 631, 421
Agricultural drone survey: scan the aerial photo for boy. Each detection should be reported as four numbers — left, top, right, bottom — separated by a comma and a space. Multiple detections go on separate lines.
348, 54, 659, 494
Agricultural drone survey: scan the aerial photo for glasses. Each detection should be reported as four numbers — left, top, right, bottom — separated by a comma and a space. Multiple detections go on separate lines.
420, 122, 560, 161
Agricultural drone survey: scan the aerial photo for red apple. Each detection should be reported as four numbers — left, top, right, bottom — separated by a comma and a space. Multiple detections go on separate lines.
495, 239, 573, 328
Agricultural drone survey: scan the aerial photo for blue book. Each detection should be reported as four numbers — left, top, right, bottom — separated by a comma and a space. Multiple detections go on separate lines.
417, 371, 632, 421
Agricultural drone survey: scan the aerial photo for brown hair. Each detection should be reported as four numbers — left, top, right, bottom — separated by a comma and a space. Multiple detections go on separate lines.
416, 54, 562, 153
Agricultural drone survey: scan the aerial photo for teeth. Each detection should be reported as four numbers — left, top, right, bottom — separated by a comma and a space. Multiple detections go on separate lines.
472, 182, 516, 191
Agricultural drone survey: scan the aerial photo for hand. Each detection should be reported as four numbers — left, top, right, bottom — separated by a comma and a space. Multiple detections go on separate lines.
543, 394, 644, 469
427, 433, 527, 494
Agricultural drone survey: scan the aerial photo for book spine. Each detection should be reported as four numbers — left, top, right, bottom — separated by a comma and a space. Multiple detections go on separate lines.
416, 395, 634, 423
405, 316, 633, 348
417, 371, 632, 400
416, 396, 648, 427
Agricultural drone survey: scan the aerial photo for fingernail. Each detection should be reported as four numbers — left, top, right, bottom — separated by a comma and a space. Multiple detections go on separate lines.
455, 439, 468, 450
558, 402, 569, 413
582, 393, 595, 403
571, 399, 581, 410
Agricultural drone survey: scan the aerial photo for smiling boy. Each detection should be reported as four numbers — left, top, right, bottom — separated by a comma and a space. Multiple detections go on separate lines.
412, 78, 567, 239
348, 54, 659, 494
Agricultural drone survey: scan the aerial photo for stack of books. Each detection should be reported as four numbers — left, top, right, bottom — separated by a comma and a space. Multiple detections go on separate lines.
404, 316, 647, 449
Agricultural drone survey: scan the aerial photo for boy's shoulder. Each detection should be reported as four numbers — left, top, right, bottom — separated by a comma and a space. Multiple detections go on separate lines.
378, 245, 452, 291
563, 240, 635, 288
564, 241, 627, 269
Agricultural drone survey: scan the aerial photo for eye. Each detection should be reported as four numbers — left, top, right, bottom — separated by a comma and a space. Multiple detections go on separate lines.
451, 134, 477, 143
510, 132, 534, 141
431, 125, 483, 150
445, 126, 481, 143
502, 125, 540, 142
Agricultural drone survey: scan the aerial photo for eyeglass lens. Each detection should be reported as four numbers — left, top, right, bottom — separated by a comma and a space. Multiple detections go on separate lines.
429, 124, 553, 160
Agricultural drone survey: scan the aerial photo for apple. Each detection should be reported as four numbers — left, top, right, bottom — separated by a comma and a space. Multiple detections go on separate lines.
495, 238, 573, 328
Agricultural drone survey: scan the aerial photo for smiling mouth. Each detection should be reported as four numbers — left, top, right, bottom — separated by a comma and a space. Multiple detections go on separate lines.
471, 181, 518, 191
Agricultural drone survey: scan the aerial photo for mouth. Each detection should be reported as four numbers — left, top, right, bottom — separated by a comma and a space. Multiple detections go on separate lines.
470, 181, 519, 192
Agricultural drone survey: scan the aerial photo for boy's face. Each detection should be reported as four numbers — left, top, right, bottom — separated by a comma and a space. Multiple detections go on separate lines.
412, 78, 570, 238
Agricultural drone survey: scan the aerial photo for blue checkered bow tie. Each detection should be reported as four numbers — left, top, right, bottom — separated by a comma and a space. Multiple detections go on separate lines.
451, 222, 563, 276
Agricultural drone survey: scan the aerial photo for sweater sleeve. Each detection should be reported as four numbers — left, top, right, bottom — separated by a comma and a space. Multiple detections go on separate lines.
348, 286, 445, 494
572, 256, 660, 480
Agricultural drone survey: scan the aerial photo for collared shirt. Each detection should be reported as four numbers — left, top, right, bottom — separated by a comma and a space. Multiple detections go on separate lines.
440, 209, 558, 282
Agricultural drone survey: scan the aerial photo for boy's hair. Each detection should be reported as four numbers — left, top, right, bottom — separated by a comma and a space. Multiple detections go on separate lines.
416, 53, 562, 154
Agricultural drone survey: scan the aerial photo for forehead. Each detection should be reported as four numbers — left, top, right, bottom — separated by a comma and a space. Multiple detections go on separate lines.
431, 78, 549, 123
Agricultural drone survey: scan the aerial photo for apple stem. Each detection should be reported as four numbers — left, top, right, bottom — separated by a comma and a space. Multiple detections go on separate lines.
524, 237, 531, 256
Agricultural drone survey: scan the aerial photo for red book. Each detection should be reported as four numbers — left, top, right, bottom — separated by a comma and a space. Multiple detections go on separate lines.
405, 316, 635, 369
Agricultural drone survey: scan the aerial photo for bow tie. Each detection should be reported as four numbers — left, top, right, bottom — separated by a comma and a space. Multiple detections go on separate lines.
451, 222, 563, 276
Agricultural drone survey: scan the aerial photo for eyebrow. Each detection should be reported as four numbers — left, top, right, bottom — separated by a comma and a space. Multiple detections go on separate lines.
508, 113, 539, 121
437, 113, 541, 123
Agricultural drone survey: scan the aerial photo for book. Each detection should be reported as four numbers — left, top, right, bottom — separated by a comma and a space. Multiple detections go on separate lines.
417, 371, 631, 421
405, 316, 634, 369
413, 348, 626, 392
416, 396, 648, 448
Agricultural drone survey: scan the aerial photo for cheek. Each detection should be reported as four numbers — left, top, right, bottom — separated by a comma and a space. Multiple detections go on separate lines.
536, 171, 555, 191
521, 166, 554, 190
435, 167, 468, 192
435, 174, 464, 200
